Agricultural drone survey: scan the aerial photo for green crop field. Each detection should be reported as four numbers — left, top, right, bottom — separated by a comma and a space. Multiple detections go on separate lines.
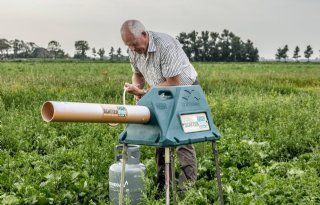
0, 61, 320, 204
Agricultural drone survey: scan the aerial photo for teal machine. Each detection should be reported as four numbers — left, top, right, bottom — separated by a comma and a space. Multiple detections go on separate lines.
41, 85, 224, 205
119, 85, 223, 205
120, 85, 220, 146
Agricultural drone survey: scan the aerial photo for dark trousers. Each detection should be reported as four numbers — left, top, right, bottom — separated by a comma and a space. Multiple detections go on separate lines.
156, 144, 197, 191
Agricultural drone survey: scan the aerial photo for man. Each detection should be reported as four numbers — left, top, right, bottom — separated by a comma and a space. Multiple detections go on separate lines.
120, 19, 198, 191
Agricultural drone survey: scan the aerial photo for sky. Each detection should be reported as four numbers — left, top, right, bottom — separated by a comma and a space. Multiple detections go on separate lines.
1, 0, 319, 59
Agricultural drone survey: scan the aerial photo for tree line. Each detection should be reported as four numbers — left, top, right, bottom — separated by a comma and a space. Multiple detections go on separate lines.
0, 29, 260, 62
275, 45, 318, 62
0, 39, 126, 61
4, 32, 319, 62
176, 29, 259, 62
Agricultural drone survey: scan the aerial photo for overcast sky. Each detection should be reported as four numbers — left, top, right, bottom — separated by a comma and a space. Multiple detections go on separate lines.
1, 0, 319, 59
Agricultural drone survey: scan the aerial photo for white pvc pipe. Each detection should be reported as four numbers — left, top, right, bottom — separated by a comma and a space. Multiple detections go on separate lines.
41, 101, 150, 124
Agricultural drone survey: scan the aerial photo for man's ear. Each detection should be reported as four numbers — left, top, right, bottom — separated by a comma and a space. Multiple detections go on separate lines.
142, 31, 147, 37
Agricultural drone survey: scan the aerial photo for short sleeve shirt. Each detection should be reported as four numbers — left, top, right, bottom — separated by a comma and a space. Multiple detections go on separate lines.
128, 31, 198, 86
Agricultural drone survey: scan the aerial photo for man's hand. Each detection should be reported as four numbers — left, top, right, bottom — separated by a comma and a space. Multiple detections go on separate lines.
124, 83, 144, 102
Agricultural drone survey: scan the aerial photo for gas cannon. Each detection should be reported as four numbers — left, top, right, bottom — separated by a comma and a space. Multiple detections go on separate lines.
41, 85, 223, 205
119, 85, 220, 147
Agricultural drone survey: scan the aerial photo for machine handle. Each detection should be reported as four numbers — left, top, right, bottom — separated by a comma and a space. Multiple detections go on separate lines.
158, 90, 173, 100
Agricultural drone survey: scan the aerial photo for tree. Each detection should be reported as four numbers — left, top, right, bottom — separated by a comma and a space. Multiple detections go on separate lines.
109, 46, 115, 60
116, 47, 122, 60
74, 40, 90, 59
15, 40, 27, 57
55, 49, 66, 58
97, 48, 105, 60
176, 32, 191, 59
208, 32, 220, 61
275, 45, 289, 62
243, 40, 259, 62
304, 45, 313, 62
275, 48, 282, 61
92, 47, 96, 59
292, 46, 300, 62
230, 36, 243, 62
27, 42, 38, 53
282, 45, 289, 62
11, 39, 23, 58
17, 41, 38, 58
0, 39, 11, 59
48, 40, 61, 59
30, 47, 51, 58
198, 31, 210, 61
218, 29, 233, 61
188, 30, 201, 61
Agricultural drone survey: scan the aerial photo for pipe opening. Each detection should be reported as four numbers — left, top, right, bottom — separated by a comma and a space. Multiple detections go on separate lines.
41, 102, 54, 122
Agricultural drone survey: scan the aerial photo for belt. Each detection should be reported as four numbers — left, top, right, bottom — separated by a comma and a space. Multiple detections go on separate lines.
192, 79, 199, 85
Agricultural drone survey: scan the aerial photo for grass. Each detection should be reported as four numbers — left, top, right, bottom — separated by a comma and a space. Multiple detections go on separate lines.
0, 61, 319, 204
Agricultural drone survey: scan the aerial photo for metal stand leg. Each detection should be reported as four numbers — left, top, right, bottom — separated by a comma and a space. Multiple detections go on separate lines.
170, 148, 176, 205
212, 141, 224, 205
165, 147, 170, 205
119, 144, 128, 205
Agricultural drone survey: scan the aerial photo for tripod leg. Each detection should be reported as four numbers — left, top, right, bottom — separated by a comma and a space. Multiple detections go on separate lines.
171, 148, 176, 205
212, 141, 224, 205
165, 147, 170, 205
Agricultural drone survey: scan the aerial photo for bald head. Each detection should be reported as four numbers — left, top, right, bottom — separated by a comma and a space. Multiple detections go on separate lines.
120, 20, 146, 39
120, 20, 149, 54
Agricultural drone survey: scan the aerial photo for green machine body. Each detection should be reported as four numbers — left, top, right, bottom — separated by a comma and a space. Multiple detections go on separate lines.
119, 85, 220, 147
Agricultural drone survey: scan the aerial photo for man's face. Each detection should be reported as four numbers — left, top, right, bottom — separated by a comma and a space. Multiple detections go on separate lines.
122, 32, 148, 54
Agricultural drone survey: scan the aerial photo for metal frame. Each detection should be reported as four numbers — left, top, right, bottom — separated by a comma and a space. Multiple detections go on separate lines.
118, 141, 224, 205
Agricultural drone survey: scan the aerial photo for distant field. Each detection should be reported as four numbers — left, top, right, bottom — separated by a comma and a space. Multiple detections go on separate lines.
0, 61, 319, 204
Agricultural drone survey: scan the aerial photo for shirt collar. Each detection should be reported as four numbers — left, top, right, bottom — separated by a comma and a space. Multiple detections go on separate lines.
147, 31, 156, 53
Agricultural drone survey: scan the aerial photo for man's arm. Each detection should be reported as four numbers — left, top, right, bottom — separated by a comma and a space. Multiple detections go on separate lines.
132, 72, 145, 89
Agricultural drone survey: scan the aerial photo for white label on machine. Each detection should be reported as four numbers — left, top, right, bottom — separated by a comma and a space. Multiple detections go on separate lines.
180, 113, 210, 133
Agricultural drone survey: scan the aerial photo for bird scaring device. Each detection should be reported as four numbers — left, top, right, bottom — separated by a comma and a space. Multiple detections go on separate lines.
41, 85, 224, 205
